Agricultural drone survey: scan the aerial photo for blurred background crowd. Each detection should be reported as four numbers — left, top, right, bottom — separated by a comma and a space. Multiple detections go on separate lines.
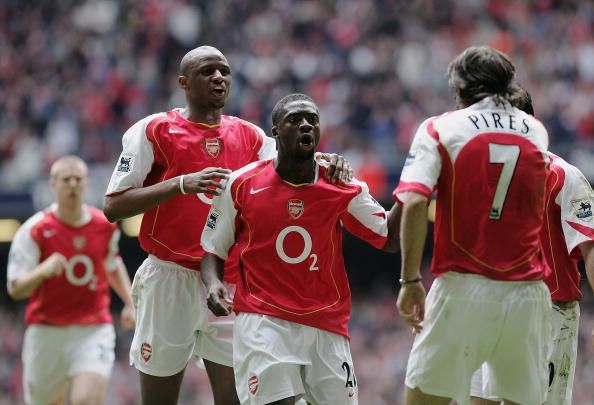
2, 0, 594, 403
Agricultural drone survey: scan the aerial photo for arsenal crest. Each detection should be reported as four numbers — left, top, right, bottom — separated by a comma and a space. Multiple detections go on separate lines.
72, 236, 86, 250
287, 199, 304, 219
248, 375, 259, 395
141, 342, 152, 362
204, 138, 221, 158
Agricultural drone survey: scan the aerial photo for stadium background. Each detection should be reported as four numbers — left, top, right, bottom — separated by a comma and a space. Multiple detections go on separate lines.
1, 0, 594, 403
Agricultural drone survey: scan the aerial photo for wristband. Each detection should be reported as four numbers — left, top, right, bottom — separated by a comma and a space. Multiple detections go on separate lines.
399, 277, 422, 285
179, 175, 187, 195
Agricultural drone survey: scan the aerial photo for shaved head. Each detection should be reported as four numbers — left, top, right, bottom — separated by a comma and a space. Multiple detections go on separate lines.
50, 155, 87, 179
179, 46, 226, 76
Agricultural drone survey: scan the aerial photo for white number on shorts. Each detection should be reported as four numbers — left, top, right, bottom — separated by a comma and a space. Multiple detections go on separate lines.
65, 254, 97, 290
488, 143, 520, 220
275, 226, 319, 271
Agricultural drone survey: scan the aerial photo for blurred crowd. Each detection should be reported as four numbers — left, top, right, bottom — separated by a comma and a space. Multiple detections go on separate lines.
3, 0, 594, 403
3, 288, 594, 404
2, 0, 594, 203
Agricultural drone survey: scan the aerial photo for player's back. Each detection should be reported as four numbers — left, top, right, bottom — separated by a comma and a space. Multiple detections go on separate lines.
430, 97, 549, 281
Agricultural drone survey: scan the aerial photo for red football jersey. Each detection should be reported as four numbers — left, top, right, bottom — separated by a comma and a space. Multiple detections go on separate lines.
7, 206, 119, 326
394, 97, 550, 281
201, 160, 388, 337
542, 154, 594, 301
106, 109, 276, 274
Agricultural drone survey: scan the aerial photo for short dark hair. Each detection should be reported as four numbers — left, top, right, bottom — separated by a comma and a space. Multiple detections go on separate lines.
447, 46, 524, 107
271, 93, 316, 126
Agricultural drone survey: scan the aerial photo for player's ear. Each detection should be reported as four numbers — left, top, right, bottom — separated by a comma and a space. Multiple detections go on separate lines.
271, 126, 279, 139
178, 75, 188, 90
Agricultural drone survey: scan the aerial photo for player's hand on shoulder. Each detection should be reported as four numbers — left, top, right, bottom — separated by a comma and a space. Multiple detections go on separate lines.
316, 153, 353, 183
205, 280, 233, 317
181, 167, 231, 196
41, 252, 67, 279
396, 282, 426, 334
120, 303, 136, 330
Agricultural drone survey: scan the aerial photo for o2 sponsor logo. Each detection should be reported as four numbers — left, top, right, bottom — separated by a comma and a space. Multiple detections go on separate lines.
275, 226, 319, 271
65, 254, 97, 290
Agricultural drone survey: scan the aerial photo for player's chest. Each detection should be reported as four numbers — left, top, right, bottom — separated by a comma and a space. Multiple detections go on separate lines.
157, 129, 254, 170
239, 186, 348, 229
39, 226, 108, 260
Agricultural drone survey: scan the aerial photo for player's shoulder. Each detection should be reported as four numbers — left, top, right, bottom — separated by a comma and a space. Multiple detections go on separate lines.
550, 152, 575, 173
133, 111, 170, 129
317, 164, 366, 195
550, 153, 592, 191
229, 160, 271, 185
21, 209, 52, 233
17, 209, 55, 242
221, 115, 266, 137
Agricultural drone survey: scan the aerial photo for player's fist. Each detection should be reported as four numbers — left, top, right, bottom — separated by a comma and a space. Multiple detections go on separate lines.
205, 280, 233, 317
40, 253, 67, 279
120, 304, 136, 330
181, 167, 231, 196
396, 282, 426, 334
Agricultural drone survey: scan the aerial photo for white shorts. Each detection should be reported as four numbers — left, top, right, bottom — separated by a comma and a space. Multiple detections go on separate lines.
471, 300, 579, 405
130, 255, 234, 377
405, 272, 551, 405
22, 323, 115, 405
234, 313, 358, 405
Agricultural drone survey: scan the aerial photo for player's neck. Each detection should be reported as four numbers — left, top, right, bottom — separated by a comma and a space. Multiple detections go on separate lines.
274, 157, 316, 185
183, 106, 222, 125
55, 203, 85, 226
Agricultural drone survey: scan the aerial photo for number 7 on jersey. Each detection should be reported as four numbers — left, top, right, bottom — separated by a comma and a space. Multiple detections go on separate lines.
488, 143, 520, 220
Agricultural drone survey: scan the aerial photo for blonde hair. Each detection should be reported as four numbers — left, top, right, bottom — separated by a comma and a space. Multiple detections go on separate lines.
49, 155, 88, 179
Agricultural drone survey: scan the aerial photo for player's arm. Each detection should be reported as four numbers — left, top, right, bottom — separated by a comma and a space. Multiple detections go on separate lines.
200, 254, 233, 316
106, 257, 135, 330
396, 191, 428, 333
7, 218, 66, 300
200, 176, 240, 316
103, 116, 231, 222
8, 253, 66, 300
392, 118, 441, 333
578, 241, 594, 347
383, 202, 402, 253
103, 229, 134, 329
104, 167, 231, 222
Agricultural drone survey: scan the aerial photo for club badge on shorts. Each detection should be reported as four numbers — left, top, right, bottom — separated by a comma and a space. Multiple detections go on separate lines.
248, 375, 258, 395
141, 342, 152, 362
204, 138, 221, 158
287, 199, 304, 219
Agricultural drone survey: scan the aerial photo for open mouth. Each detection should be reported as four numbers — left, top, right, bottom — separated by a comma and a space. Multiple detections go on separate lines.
212, 88, 226, 97
298, 134, 314, 150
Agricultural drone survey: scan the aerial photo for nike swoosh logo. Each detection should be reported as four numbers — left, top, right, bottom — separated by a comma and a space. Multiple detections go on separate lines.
43, 230, 57, 238
169, 128, 185, 134
250, 186, 271, 195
